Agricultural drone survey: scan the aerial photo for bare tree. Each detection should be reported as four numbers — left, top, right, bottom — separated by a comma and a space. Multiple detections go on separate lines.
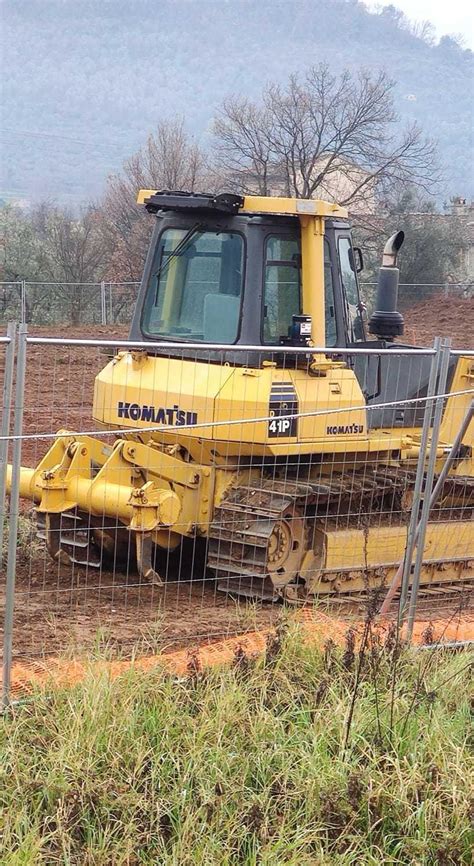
214, 64, 439, 209
0, 202, 110, 323
214, 99, 275, 195
100, 118, 211, 281
28, 204, 110, 325
32, 206, 107, 284
408, 19, 436, 45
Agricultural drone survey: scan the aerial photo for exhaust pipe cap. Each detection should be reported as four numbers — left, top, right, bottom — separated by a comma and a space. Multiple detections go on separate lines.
369, 229, 405, 341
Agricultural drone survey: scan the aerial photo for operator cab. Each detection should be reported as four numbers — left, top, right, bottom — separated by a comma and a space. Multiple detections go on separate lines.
129, 190, 366, 355
129, 191, 446, 432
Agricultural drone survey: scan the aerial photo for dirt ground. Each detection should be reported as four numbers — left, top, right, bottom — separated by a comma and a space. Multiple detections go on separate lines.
402, 295, 474, 349
7, 555, 280, 661
1, 301, 473, 663
4, 552, 472, 664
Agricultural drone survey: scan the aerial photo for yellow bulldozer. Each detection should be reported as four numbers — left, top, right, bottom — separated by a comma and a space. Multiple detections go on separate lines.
7, 191, 474, 600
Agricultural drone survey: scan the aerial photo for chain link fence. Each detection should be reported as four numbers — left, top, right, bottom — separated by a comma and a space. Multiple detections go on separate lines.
360, 280, 474, 315
0, 282, 23, 322
1, 281, 472, 329
1, 330, 473, 708
0, 281, 140, 328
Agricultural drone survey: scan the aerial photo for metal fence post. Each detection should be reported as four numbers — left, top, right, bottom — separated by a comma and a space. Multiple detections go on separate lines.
0, 322, 17, 564
406, 338, 452, 641
379, 339, 442, 618
397, 338, 443, 618
100, 281, 107, 326
20, 280, 26, 324
1, 323, 28, 711
108, 282, 114, 324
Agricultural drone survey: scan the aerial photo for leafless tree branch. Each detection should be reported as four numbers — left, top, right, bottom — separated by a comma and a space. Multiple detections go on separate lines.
213, 64, 440, 209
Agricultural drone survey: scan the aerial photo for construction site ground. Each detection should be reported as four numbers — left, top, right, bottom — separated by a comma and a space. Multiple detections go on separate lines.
402, 294, 474, 349
1, 293, 473, 672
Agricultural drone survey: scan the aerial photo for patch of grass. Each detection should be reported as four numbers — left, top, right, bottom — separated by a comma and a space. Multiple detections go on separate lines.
1, 625, 472, 865
1, 508, 43, 564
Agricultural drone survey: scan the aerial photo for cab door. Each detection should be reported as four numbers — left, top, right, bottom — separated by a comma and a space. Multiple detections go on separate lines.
336, 234, 366, 343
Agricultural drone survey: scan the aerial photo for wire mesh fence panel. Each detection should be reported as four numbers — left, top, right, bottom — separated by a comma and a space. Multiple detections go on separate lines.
360, 281, 474, 313
360, 280, 474, 320
2, 280, 471, 339
2, 335, 472, 688
0, 282, 141, 333
0, 330, 16, 561
408, 353, 474, 629
0, 283, 23, 326
22, 283, 105, 327
359, 282, 474, 350
4, 338, 283, 663
107, 283, 140, 325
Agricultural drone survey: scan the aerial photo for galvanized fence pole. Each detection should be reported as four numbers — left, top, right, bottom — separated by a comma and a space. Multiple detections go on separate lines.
20, 280, 26, 324
397, 338, 443, 618
100, 281, 107, 326
108, 282, 113, 324
1, 323, 28, 711
379, 338, 442, 618
406, 338, 452, 641
0, 322, 17, 564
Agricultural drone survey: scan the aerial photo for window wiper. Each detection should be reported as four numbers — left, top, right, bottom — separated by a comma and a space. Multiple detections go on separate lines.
153, 223, 203, 286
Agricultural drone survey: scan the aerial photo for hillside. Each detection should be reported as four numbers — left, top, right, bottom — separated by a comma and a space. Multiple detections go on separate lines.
1, 0, 473, 206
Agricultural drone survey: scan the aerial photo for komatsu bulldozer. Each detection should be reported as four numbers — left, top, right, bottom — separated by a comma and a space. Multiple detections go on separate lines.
8, 191, 474, 600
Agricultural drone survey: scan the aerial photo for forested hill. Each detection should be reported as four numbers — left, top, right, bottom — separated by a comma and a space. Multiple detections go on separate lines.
2, 0, 473, 206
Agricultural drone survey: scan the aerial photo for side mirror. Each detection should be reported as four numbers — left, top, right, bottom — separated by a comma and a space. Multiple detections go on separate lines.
352, 246, 364, 273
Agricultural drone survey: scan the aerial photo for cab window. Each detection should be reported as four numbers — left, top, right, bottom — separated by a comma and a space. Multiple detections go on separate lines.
324, 239, 337, 347
263, 236, 300, 343
142, 228, 244, 343
338, 237, 364, 341
263, 235, 339, 346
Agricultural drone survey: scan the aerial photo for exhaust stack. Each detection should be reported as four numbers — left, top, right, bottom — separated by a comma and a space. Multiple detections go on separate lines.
368, 230, 405, 341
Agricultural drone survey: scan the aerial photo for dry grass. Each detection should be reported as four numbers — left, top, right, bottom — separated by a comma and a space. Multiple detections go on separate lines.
1, 623, 472, 865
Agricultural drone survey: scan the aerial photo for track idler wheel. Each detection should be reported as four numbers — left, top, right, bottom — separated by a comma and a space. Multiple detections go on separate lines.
267, 506, 306, 590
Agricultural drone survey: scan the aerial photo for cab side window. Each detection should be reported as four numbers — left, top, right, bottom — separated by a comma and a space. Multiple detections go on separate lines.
324, 239, 337, 347
263, 236, 301, 343
338, 237, 364, 341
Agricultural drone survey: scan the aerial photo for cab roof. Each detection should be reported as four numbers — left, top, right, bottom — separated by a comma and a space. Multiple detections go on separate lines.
136, 189, 349, 219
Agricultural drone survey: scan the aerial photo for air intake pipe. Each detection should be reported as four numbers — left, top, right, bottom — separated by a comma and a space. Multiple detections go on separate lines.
368, 230, 405, 341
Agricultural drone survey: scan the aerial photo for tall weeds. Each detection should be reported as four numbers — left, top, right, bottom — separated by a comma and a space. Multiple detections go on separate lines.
1, 623, 472, 865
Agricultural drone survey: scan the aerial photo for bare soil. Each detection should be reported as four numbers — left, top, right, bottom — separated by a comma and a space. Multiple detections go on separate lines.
403, 294, 474, 349
7, 555, 279, 661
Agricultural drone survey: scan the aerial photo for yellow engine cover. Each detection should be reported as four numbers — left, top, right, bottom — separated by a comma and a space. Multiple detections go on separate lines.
93, 351, 370, 462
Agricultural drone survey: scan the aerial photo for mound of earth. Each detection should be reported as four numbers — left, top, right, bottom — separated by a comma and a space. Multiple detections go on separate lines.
402, 294, 473, 350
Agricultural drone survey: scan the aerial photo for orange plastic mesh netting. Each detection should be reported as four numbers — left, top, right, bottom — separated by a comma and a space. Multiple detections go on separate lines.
6, 610, 473, 699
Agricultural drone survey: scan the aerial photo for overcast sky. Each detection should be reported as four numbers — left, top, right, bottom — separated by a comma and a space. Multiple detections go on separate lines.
368, 0, 474, 48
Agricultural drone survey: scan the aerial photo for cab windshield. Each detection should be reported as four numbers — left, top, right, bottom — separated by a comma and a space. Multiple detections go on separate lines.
142, 228, 244, 342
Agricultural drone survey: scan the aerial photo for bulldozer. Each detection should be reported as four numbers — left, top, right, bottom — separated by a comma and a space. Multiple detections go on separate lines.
7, 190, 474, 600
